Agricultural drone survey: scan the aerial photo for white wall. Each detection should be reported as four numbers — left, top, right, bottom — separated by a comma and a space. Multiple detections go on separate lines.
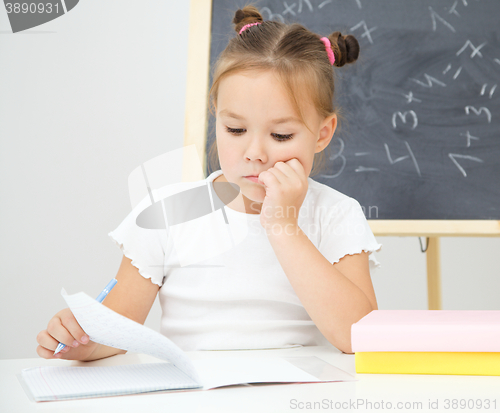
1, 1, 499, 360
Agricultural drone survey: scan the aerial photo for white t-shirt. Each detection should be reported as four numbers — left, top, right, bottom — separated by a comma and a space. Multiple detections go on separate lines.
108, 169, 382, 351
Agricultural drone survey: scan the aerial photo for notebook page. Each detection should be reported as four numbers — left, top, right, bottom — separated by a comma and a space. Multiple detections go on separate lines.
192, 356, 356, 390
281, 356, 357, 382
20, 363, 201, 402
61, 288, 200, 383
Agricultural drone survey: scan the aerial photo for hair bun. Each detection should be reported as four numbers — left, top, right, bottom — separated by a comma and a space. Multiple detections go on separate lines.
329, 31, 360, 67
233, 5, 263, 34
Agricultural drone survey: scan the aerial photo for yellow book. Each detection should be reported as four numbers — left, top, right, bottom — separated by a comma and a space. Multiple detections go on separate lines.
355, 352, 500, 376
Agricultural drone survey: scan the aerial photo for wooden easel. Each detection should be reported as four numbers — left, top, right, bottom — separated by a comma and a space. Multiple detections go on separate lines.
183, 0, 500, 310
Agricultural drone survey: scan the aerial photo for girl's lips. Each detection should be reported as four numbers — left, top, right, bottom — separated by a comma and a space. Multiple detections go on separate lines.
245, 176, 260, 183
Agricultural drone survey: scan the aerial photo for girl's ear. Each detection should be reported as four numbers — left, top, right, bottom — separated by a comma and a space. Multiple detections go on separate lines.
316, 113, 337, 152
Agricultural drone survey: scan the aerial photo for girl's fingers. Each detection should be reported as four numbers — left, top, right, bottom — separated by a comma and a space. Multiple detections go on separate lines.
58, 312, 89, 345
36, 344, 54, 359
36, 329, 61, 352
53, 345, 72, 358
37, 308, 95, 361
36, 343, 70, 359
46, 317, 80, 349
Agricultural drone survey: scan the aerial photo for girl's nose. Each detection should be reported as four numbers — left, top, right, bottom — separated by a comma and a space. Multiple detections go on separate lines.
244, 137, 268, 163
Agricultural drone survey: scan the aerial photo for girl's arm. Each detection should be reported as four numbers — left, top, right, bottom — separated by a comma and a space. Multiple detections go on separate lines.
267, 226, 377, 354
99, 254, 161, 328
83, 254, 161, 361
37, 255, 160, 361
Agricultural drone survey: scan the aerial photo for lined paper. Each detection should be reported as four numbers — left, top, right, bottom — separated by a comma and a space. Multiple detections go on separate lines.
21, 363, 201, 401
61, 288, 200, 383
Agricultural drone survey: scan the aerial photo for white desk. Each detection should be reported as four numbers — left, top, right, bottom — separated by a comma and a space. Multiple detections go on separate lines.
1, 346, 499, 413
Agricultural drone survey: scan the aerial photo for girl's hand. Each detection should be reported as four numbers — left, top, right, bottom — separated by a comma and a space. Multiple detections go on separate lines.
36, 308, 99, 361
257, 158, 308, 233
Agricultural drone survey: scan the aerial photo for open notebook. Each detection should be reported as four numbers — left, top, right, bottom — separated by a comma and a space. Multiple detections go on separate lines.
20, 288, 355, 402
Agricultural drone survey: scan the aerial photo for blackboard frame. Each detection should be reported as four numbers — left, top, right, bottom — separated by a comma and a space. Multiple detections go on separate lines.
183, 0, 500, 236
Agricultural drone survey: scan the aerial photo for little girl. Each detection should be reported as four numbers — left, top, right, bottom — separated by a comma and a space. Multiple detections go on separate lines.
36, 5, 382, 360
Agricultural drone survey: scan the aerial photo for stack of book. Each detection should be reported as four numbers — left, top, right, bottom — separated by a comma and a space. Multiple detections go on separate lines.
351, 310, 500, 375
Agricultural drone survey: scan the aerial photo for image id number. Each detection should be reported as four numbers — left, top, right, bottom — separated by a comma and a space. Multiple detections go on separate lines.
5, 3, 59, 14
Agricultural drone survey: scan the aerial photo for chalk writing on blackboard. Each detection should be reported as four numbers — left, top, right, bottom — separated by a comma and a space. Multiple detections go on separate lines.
461, 130, 480, 148
349, 20, 376, 44
480, 84, 497, 98
448, 154, 484, 177
322, 137, 346, 178
465, 106, 492, 123
260, 8, 284, 23
448, 1, 460, 17
456, 40, 486, 58
355, 166, 379, 172
392, 111, 418, 130
429, 7, 456, 33
299, 0, 313, 13
384, 144, 409, 165
318, 1, 333, 10
382, 142, 420, 177
410, 74, 446, 88
404, 142, 421, 177
452, 66, 462, 79
489, 85, 496, 98
402, 91, 422, 104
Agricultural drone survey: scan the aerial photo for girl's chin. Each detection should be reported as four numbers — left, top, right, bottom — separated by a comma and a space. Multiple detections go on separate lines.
243, 195, 264, 204
242, 188, 265, 204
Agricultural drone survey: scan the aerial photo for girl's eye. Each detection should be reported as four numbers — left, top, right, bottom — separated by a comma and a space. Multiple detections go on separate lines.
272, 133, 294, 142
226, 127, 245, 135
225, 127, 294, 142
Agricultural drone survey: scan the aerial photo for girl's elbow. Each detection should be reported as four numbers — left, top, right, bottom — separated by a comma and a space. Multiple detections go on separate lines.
338, 339, 354, 354
336, 342, 354, 354
327, 330, 353, 354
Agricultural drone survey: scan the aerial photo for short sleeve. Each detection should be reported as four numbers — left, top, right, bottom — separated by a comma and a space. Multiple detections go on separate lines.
108, 198, 167, 287
318, 198, 382, 272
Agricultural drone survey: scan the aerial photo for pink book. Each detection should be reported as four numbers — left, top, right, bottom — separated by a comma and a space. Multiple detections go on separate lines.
351, 310, 500, 352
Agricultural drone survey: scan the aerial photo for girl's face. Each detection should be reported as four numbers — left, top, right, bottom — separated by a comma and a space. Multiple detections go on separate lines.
215, 70, 336, 214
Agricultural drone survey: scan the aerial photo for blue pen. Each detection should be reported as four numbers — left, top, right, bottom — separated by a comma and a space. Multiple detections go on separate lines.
53, 278, 118, 355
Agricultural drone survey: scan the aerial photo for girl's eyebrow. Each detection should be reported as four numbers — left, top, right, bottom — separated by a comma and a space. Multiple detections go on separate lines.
219, 109, 301, 125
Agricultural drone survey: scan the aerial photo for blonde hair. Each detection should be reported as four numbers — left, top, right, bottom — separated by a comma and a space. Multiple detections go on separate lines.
208, 3, 360, 177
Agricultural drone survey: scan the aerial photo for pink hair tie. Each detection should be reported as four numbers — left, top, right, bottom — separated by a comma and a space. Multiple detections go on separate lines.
320, 37, 335, 65
239, 22, 262, 35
